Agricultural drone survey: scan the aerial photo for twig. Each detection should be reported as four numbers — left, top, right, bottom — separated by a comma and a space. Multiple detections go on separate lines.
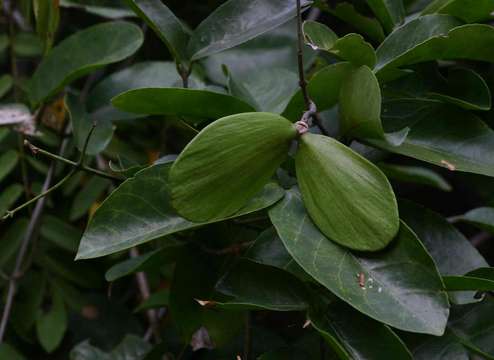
0, 126, 72, 342
295, 1, 329, 136
177, 63, 192, 89
130, 248, 161, 342
296, 0, 310, 110
24, 140, 122, 181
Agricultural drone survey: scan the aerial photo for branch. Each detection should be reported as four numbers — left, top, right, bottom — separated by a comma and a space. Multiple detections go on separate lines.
295, 0, 329, 136
130, 248, 161, 342
24, 140, 122, 181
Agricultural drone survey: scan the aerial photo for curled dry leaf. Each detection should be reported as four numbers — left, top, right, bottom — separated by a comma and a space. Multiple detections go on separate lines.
0, 104, 38, 136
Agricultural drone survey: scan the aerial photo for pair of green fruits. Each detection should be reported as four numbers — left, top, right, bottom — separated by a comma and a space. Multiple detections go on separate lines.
169, 112, 399, 252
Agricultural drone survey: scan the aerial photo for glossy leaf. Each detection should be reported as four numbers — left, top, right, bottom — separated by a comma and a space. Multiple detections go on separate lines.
400, 200, 488, 304
303, 21, 376, 67
421, 0, 494, 23
310, 301, 413, 359
87, 61, 187, 122
188, 0, 311, 60
269, 188, 449, 335
370, 105, 494, 177
135, 289, 169, 312
215, 260, 309, 311
228, 68, 299, 114
112, 88, 254, 119
452, 207, 494, 233
442, 275, 494, 292
124, 0, 190, 63
296, 134, 399, 251
0, 150, 19, 183
340, 65, 408, 144
428, 68, 491, 111
376, 15, 494, 75
202, 21, 314, 85
66, 94, 113, 156
29, 21, 143, 105
366, 0, 405, 33
170, 112, 295, 222
0, 219, 28, 267
378, 163, 452, 191
77, 164, 284, 259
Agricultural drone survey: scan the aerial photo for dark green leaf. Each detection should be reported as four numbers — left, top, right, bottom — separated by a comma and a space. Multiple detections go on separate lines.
124, 0, 190, 63
269, 188, 449, 335
33, 0, 60, 54
303, 21, 376, 67
0, 219, 28, 267
442, 274, 494, 291
214, 260, 309, 311
70, 176, 110, 221
0, 183, 23, 217
40, 215, 82, 252
376, 15, 494, 75
452, 207, 494, 233
421, 0, 494, 23
283, 62, 353, 121
0, 74, 13, 99
428, 68, 491, 111
0, 149, 19, 183
246, 227, 309, 280
29, 21, 143, 105
66, 93, 114, 156
371, 105, 494, 177
87, 61, 189, 122
378, 163, 452, 191
320, 2, 385, 43
77, 164, 284, 259
0, 344, 25, 360
36, 288, 67, 353
70, 335, 151, 360
310, 301, 413, 359
105, 243, 184, 281
187, 0, 311, 60
111, 88, 255, 119
399, 200, 488, 304
296, 134, 399, 251
366, 0, 405, 33
135, 290, 169, 312
171, 113, 295, 222
340, 65, 408, 144
13, 32, 44, 57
